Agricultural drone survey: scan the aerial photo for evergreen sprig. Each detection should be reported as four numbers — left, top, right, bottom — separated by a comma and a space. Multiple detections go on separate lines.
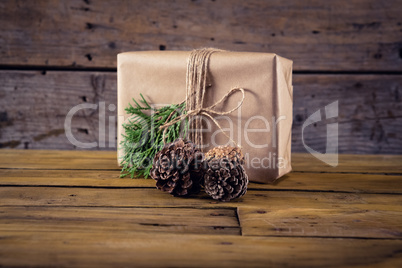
120, 94, 187, 178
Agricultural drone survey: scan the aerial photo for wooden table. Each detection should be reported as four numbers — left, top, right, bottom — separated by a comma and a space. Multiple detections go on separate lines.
1, 150, 402, 267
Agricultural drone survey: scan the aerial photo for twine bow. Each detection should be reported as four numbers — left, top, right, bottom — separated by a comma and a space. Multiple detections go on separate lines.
159, 48, 245, 149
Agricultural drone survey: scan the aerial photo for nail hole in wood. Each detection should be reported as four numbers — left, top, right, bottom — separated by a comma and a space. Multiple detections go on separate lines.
78, 128, 89, 134
374, 52, 382, 59
108, 42, 116, 49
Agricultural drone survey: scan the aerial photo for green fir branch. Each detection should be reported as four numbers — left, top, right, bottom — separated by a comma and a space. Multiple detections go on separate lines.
120, 94, 187, 178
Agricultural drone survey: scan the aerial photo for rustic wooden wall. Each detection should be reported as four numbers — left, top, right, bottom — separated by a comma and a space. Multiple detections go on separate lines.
0, 0, 401, 154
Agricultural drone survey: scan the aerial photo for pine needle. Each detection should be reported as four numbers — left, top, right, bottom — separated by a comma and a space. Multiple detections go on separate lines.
119, 94, 187, 178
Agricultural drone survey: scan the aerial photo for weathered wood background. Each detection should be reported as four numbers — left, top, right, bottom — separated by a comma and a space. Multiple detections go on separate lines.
0, 0, 401, 153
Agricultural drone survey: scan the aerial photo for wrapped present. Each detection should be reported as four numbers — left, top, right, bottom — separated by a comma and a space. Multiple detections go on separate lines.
117, 49, 293, 183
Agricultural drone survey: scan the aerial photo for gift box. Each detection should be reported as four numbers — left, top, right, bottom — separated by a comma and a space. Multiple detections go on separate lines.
117, 50, 293, 183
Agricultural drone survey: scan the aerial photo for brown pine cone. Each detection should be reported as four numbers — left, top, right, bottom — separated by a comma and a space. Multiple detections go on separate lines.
150, 138, 204, 197
203, 146, 249, 202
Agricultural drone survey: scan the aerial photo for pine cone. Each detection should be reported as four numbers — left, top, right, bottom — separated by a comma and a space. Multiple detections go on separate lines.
203, 146, 249, 202
150, 138, 204, 196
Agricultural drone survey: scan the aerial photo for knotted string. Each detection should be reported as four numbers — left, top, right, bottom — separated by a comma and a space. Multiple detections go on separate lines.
159, 48, 245, 149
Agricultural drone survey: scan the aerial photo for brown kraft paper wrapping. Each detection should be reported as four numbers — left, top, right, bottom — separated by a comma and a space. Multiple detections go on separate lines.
117, 51, 293, 183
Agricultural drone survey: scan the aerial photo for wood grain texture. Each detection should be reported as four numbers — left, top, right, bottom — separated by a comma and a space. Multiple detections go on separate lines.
0, 0, 401, 71
0, 150, 401, 267
0, 149, 118, 169
291, 75, 402, 154
0, 71, 117, 151
238, 207, 402, 239
0, 206, 240, 235
1, 187, 401, 212
1, 71, 401, 154
1, 169, 402, 194
1, 0, 402, 263
1, 150, 402, 174
1, 231, 402, 268
291, 153, 402, 174
1, 186, 401, 239
3, 185, 401, 241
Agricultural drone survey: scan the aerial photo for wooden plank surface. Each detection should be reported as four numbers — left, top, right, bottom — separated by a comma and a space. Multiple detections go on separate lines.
0, 0, 401, 71
1, 169, 402, 194
0, 149, 118, 169
1, 71, 401, 154
1, 187, 401, 239
291, 75, 402, 154
291, 153, 402, 174
0, 206, 240, 236
238, 207, 402, 239
1, 150, 402, 174
1, 187, 401, 213
0, 71, 117, 151
1, 150, 401, 267
1, 231, 401, 268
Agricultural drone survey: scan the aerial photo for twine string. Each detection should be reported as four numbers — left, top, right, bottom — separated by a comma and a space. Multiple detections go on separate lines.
160, 48, 245, 148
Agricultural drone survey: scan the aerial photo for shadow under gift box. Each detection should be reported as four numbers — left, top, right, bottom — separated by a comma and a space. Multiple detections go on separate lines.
117, 51, 293, 184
